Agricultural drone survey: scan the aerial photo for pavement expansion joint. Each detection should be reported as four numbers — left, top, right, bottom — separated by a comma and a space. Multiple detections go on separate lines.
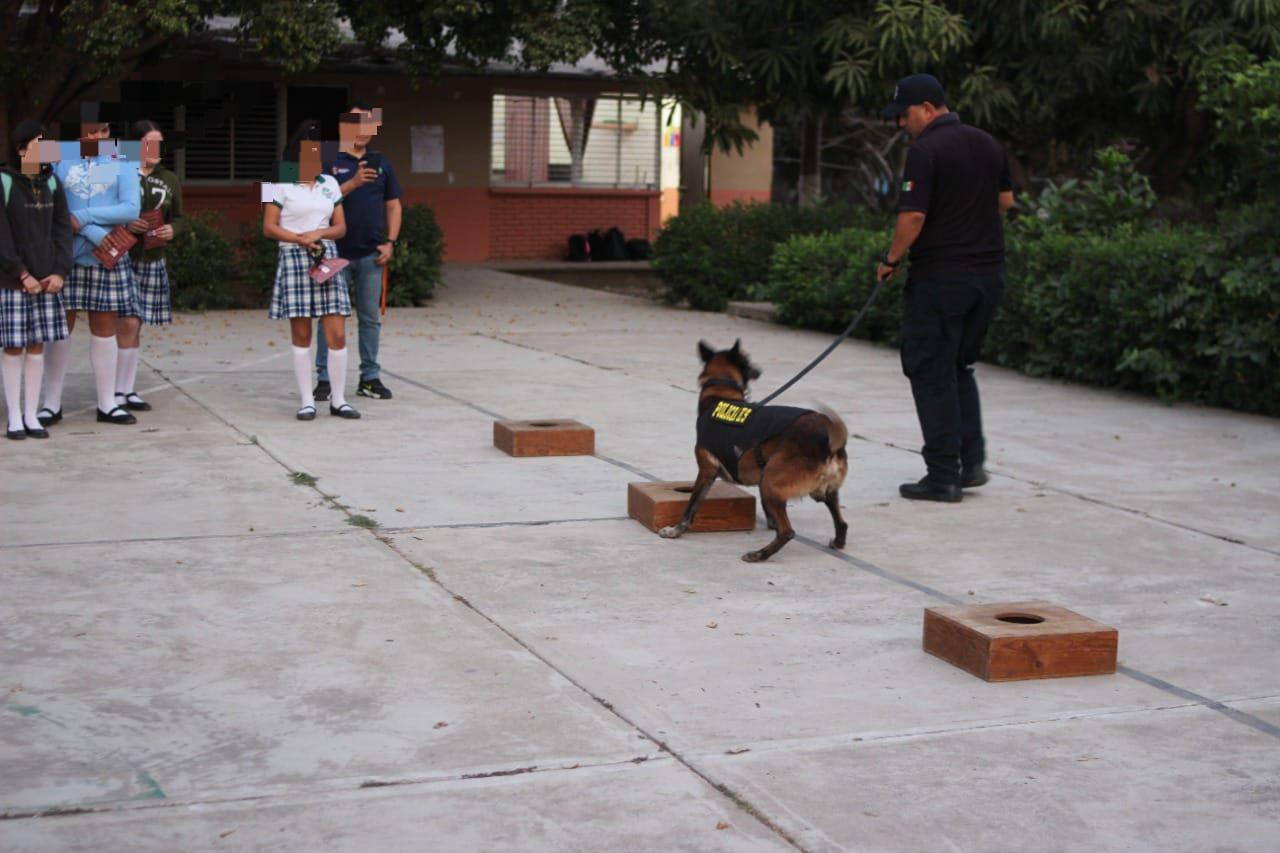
0, 527, 354, 552
0, 754, 671, 824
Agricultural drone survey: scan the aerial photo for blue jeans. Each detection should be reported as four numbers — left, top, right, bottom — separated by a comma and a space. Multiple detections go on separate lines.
316, 253, 382, 382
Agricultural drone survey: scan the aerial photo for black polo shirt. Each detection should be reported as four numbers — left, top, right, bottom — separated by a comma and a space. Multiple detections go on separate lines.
896, 113, 1011, 282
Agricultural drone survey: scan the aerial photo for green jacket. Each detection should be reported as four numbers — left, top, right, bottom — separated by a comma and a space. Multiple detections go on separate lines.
131, 166, 183, 264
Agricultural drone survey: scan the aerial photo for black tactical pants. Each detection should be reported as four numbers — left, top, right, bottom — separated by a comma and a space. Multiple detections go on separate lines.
899, 273, 1005, 485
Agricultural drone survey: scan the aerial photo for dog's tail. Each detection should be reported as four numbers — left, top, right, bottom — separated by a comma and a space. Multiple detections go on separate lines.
812, 404, 848, 454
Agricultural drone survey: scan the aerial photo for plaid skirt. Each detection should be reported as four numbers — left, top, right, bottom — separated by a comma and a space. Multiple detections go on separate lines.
0, 287, 69, 349
268, 241, 351, 320
126, 259, 173, 326
63, 256, 139, 314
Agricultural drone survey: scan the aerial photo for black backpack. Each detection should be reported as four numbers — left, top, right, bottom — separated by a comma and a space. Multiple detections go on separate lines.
604, 227, 628, 261
625, 238, 651, 261
568, 233, 590, 262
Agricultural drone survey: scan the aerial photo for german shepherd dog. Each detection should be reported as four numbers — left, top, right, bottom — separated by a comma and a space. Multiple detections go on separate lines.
659, 340, 849, 562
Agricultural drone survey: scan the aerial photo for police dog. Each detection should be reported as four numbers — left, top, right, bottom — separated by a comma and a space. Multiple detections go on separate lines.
659, 340, 849, 562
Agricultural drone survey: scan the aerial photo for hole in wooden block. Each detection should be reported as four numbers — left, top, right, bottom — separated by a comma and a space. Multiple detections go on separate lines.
528, 421, 560, 428
995, 613, 1045, 624
628, 481, 755, 533
923, 601, 1117, 682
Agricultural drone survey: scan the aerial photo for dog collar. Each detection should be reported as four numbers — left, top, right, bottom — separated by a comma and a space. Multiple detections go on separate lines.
701, 377, 747, 393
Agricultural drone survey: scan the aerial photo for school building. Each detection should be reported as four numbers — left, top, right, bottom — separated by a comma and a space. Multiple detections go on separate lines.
80, 39, 774, 262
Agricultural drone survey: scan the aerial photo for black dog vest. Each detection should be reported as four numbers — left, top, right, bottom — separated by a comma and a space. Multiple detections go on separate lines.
696, 398, 810, 483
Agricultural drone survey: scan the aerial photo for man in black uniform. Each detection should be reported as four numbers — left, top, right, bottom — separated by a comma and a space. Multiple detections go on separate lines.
876, 74, 1015, 503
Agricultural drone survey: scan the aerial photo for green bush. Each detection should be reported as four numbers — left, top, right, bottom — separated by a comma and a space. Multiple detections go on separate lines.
651, 201, 884, 311
1017, 147, 1157, 236
237, 222, 280, 301
765, 227, 899, 340
764, 222, 1280, 416
165, 213, 239, 311
388, 203, 444, 306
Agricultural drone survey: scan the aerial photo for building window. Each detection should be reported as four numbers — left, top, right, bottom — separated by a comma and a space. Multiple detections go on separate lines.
490, 93, 661, 189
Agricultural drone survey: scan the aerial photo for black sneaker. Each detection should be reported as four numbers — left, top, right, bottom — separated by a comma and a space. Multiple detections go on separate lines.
357, 378, 393, 399
899, 477, 962, 503
313, 380, 330, 402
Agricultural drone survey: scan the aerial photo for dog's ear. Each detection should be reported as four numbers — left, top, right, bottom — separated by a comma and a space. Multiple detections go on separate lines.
730, 338, 742, 355
698, 340, 716, 363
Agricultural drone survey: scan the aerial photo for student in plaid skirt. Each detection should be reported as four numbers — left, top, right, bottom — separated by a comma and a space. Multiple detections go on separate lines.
0, 120, 72, 439
40, 119, 141, 426
264, 120, 359, 421
115, 120, 182, 412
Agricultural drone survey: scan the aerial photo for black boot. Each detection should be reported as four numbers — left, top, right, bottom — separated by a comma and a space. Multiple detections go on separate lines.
899, 477, 962, 503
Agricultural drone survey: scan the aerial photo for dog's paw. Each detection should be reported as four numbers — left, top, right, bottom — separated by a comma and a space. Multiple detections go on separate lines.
741, 550, 767, 563
658, 525, 683, 539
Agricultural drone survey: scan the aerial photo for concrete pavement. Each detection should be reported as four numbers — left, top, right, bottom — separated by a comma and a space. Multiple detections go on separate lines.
2, 265, 1278, 851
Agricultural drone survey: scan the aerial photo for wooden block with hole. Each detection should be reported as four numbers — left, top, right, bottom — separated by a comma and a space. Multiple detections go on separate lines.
628, 481, 756, 533
923, 601, 1118, 682
493, 419, 594, 457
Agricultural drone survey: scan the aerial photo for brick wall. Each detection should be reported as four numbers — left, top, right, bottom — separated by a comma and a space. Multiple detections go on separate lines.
488, 187, 660, 260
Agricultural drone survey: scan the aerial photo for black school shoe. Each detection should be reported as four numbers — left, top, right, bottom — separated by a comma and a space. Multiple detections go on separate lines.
117, 392, 152, 412
313, 380, 331, 402
25, 425, 50, 439
36, 407, 62, 427
6, 428, 25, 440
96, 406, 137, 425
330, 403, 361, 419
357, 378, 393, 399
899, 477, 962, 503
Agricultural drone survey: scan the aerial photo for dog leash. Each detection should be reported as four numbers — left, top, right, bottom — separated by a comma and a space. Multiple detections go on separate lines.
757, 276, 888, 405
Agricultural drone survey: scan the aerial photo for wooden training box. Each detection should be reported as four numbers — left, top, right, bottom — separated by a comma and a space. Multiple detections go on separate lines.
493, 419, 595, 457
923, 601, 1117, 682
628, 481, 756, 534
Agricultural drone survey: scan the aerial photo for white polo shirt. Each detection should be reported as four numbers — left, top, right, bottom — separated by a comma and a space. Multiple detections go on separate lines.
270, 175, 343, 237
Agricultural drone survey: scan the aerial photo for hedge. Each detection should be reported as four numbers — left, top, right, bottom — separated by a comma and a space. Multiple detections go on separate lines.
650, 201, 882, 311
168, 203, 445, 310
764, 218, 1280, 416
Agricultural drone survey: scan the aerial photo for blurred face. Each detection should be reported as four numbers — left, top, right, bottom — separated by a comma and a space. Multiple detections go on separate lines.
19, 135, 44, 175
81, 123, 111, 141
340, 108, 382, 148
299, 139, 321, 180
140, 130, 163, 168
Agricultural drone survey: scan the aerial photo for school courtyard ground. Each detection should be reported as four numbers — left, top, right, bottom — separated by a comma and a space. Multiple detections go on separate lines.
2, 266, 1278, 851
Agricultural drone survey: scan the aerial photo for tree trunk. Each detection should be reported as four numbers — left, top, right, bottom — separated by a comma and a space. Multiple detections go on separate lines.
798, 115, 822, 206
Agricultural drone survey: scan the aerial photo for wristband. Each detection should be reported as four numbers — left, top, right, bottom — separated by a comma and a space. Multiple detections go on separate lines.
881, 251, 900, 268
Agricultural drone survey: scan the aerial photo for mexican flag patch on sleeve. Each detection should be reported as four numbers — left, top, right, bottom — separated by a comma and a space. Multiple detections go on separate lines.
901, 180, 915, 192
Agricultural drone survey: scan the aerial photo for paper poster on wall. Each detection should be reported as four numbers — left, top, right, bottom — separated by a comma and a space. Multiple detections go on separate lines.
410, 125, 444, 173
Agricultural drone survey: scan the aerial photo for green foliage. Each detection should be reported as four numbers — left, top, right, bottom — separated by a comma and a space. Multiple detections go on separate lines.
387, 204, 444, 306
651, 201, 883, 311
164, 213, 239, 311
764, 220, 1280, 416
1197, 45, 1280, 202
1017, 148, 1157, 235
765, 227, 899, 340
237, 223, 280, 301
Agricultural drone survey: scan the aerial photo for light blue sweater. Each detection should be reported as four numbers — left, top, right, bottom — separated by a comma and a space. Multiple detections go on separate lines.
55, 141, 141, 268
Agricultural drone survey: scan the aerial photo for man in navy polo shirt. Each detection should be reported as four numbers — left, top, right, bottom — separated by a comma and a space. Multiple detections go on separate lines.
314, 104, 402, 401
875, 74, 1015, 503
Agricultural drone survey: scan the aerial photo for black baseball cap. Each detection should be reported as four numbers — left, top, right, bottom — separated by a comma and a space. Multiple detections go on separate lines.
880, 74, 947, 118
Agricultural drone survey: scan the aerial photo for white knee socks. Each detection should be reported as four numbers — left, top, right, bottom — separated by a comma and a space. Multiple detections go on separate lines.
115, 346, 140, 397
2, 353, 22, 432
327, 347, 348, 409
89, 334, 119, 413
23, 353, 43, 429
292, 345, 314, 409
41, 336, 71, 413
